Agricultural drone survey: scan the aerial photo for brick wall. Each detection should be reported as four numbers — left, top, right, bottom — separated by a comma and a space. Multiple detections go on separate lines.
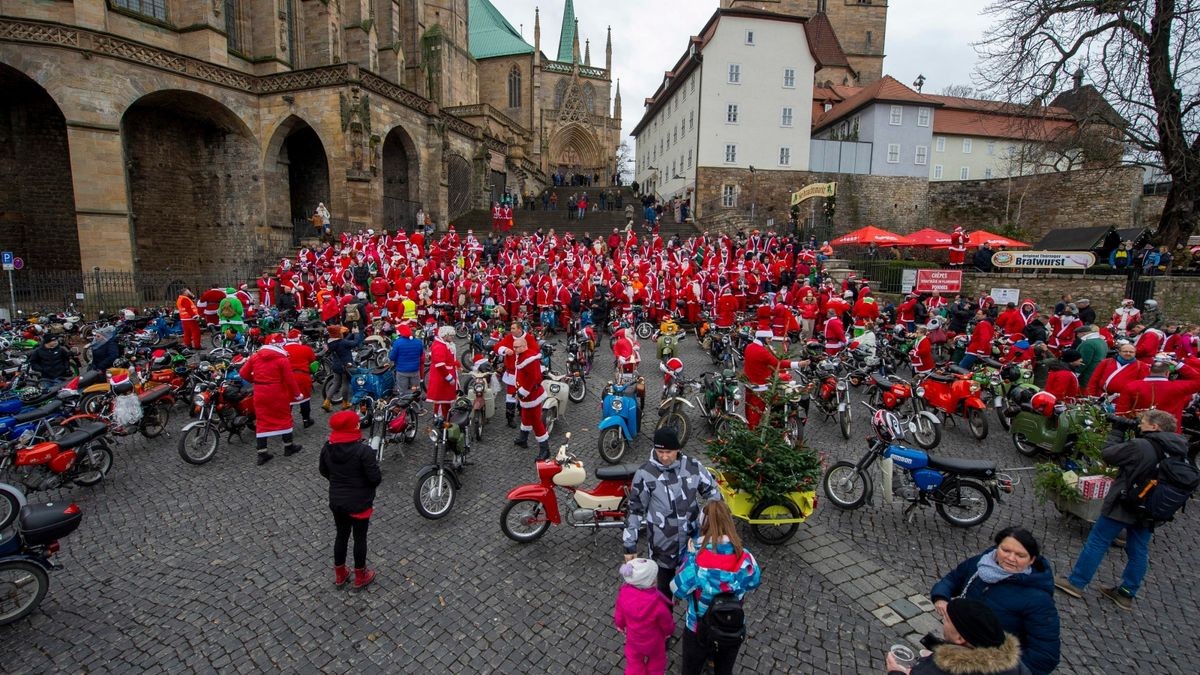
964, 272, 1200, 325
927, 167, 1142, 243
0, 77, 80, 271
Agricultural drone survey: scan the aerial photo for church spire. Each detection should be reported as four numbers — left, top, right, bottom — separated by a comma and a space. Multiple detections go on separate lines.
614, 79, 622, 120
605, 25, 612, 73
572, 19, 580, 65
584, 39, 591, 66
534, 6, 541, 65
556, 0, 576, 63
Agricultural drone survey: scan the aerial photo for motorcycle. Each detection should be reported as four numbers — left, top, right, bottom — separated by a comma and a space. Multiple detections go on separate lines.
412, 401, 474, 519
971, 358, 1030, 432
1007, 389, 1107, 458
61, 383, 174, 440
597, 377, 645, 464
540, 370, 573, 437
656, 374, 699, 446
500, 432, 640, 542
0, 422, 113, 494
915, 365, 989, 440
808, 358, 853, 440
655, 327, 685, 361
456, 360, 498, 443
177, 370, 256, 465
865, 373, 942, 450
355, 392, 422, 465
694, 369, 746, 438
0, 501, 84, 626
822, 408, 1011, 528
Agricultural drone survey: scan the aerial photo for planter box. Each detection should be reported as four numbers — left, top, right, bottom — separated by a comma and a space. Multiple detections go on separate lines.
1054, 495, 1105, 523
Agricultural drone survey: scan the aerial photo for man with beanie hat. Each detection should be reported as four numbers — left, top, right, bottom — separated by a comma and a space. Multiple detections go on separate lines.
886, 598, 1029, 674
623, 427, 721, 599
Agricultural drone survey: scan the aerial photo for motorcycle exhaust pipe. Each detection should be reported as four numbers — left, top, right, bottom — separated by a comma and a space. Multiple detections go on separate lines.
571, 520, 626, 529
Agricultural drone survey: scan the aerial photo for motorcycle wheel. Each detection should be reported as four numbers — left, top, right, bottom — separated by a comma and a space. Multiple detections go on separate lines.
0, 560, 49, 627
656, 411, 690, 446
139, 401, 171, 439
178, 423, 220, 465
749, 499, 802, 545
867, 388, 884, 409
79, 392, 109, 416
784, 415, 804, 449
73, 444, 113, 486
935, 478, 994, 528
402, 414, 420, 444
713, 415, 735, 439
567, 377, 587, 404
455, 322, 469, 339
371, 351, 391, 370
500, 499, 551, 543
469, 409, 484, 442
413, 467, 456, 520
635, 322, 654, 340
542, 407, 558, 436
966, 407, 989, 440
822, 461, 869, 510
598, 426, 628, 464
996, 405, 1012, 432
910, 412, 942, 450
838, 405, 852, 440
1012, 433, 1041, 458
0, 488, 21, 532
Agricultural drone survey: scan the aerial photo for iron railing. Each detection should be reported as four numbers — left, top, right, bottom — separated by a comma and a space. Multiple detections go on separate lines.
0, 268, 262, 317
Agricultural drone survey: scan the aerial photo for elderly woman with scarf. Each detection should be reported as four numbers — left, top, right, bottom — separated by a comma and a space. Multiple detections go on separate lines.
930, 527, 1060, 675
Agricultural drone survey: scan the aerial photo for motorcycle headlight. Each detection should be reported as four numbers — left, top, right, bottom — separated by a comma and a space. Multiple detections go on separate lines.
969, 383, 981, 393
428, 429, 438, 442
836, 381, 847, 391
193, 394, 206, 406
733, 390, 742, 401
611, 399, 624, 412
916, 386, 926, 397
473, 381, 485, 393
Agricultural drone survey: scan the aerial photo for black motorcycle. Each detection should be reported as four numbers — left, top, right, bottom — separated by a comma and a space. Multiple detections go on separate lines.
412, 402, 474, 520
0, 502, 83, 626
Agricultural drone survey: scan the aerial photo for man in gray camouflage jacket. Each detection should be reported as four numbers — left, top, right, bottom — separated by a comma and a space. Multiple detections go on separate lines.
623, 427, 722, 599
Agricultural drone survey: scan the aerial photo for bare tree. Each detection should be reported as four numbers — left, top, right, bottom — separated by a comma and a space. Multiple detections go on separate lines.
616, 141, 634, 182
975, 0, 1200, 247
941, 83, 976, 98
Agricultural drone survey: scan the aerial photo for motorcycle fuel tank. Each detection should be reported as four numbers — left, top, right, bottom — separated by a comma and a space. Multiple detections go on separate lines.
15, 442, 56, 467
885, 445, 929, 470
552, 462, 587, 487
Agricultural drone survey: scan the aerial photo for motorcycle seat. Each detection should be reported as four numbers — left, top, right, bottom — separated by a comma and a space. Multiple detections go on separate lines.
56, 426, 102, 450
395, 390, 421, 405
78, 370, 105, 388
926, 372, 956, 384
979, 357, 1003, 369
13, 399, 63, 424
546, 372, 569, 383
871, 372, 905, 388
138, 385, 171, 404
595, 463, 642, 482
947, 365, 972, 376
450, 408, 471, 427
926, 455, 996, 478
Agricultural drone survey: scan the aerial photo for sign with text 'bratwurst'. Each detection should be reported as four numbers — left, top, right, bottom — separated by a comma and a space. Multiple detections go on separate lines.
991, 251, 1096, 269
914, 269, 962, 293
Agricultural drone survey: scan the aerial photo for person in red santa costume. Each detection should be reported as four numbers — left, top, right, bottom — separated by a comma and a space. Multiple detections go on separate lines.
425, 325, 459, 419
512, 334, 552, 460
910, 325, 936, 375
743, 307, 807, 429
1133, 324, 1166, 364
1085, 341, 1148, 406
495, 322, 537, 428
948, 226, 967, 267
823, 308, 846, 356
281, 330, 317, 430
239, 337, 302, 466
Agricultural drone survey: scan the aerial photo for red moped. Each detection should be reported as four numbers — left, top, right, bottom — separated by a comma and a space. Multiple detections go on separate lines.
915, 365, 989, 440
500, 433, 641, 543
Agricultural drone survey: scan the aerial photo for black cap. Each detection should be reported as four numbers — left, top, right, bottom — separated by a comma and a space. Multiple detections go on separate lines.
946, 598, 1006, 648
1060, 349, 1083, 364
653, 426, 682, 451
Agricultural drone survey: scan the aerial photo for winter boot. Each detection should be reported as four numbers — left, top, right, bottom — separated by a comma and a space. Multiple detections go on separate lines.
505, 402, 517, 428
321, 399, 333, 412
302, 418, 315, 429
535, 440, 551, 462
256, 451, 274, 466
284, 443, 303, 457
353, 567, 376, 589
334, 565, 350, 587
340, 401, 351, 411
513, 430, 529, 448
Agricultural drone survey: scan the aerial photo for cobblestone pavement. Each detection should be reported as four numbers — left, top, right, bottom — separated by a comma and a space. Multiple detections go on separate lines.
0, 336, 1197, 673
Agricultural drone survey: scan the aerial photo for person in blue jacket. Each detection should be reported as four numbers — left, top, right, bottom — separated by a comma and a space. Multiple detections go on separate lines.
322, 325, 363, 411
930, 526, 1060, 675
388, 323, 425, 393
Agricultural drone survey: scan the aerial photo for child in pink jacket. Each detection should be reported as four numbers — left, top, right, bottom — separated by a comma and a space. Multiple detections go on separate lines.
613, 558, 675, 675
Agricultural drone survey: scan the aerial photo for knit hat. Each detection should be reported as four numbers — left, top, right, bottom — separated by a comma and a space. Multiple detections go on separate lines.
653, 426, 682, 451
328, 410, 362, 444
398, 324, 412, 338
619, 558, 658, 589
1060, 349, 1083, 364
946, 598, 1006, 648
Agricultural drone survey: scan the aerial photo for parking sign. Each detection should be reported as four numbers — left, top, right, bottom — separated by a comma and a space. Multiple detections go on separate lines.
1, 252, 13, 271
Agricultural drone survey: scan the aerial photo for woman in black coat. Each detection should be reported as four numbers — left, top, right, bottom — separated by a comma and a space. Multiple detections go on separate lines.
319, 410, 382, 589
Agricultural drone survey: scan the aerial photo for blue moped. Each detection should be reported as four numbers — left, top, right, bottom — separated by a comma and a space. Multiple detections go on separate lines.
597, 376, 644, 464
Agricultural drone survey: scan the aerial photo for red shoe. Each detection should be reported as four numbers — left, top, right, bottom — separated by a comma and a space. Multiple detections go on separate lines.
353, 567, 376, 589
334, 565, 350, 587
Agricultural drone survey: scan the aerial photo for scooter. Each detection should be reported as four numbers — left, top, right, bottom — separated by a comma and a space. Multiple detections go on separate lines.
597, 376, 644, 464
412, 401, 473, 520
500, 433, 640, 543
456, 360, 498, 443
822, 408, 1012, 528
0, 501, 84, 626
1007, 390, 1107, 458
540, 370, 573, 437
915, 365, 989, 440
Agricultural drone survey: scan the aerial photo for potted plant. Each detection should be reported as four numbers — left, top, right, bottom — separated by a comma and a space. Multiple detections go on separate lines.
1032, 407, 1116, 522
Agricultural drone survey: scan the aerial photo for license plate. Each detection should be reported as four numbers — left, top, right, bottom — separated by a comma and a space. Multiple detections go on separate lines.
994, 397, 1005, 408
837, 402, 846, 412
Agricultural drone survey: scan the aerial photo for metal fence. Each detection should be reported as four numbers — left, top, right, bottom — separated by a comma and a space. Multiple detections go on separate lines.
0, 268, 259, 317
843, 259, 941, 295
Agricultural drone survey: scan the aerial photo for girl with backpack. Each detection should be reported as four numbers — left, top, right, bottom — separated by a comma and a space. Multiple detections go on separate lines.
672, 501, 761, 675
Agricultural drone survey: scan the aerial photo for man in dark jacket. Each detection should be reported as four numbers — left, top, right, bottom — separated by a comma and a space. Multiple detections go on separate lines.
319, 410, 382, 589
28, 335, 75, 381
948, 296, 975, 334
972, 243, 995, 272
323, 326, 363, 410
1055, 409, 1188, 610
88, 326, 120, 373
1075, 298, 1096, 326
1022, 314, 1049, 345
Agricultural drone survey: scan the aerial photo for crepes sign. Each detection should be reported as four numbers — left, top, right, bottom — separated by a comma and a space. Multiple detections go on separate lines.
991, 251, 1095, 269
914, 269, 962, 293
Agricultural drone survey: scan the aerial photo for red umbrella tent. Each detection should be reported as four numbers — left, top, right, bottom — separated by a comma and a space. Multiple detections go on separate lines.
896, 228, 952, 248
830, 225, 906, 246
966, 230, 1031, 249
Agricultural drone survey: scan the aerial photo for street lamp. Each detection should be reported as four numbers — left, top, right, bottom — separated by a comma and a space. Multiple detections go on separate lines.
748, 165, 757, 227
913, 74, 926, 92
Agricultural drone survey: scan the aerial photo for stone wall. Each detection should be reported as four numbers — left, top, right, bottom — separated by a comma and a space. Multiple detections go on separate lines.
927, 167, 1142, 243
963, 271, 1200, 324
1138, 193, 1167, 230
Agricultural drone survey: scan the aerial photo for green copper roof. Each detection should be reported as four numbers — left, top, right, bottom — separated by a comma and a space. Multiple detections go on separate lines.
468, 0, 534, 60
557, 0, 576, 63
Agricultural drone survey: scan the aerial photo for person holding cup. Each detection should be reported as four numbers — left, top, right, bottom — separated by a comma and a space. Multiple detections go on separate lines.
885, 598, 1030, 674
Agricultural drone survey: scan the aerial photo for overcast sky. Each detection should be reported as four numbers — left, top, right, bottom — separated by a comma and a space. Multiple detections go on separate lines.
492, 0, 992, 144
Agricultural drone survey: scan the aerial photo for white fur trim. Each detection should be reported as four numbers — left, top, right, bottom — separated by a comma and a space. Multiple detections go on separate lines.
516, 354, 541, 369
519, 392, 548, 408
535, 432, 550, 442
754, 330, 774, 339
255, 427, 293, 438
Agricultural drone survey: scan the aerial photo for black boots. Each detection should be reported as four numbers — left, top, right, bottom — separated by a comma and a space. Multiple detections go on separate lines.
535, 440, 550, 461
513, 430, 529, 448
284, 444, 303, 457
505, 402, 517, 428
256, 451, 273, 466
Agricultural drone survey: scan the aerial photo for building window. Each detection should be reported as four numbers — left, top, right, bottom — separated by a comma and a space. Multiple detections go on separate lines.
960, 166, 970, 180
507, 66, 521, 108
724, 144, 737, 163
113, 0, 168, 20
915, 146, 928, 165
745, 30, 755, 45
779, 147, 791, 166
962, 139, 973, 154
985, 168, 994, 179
224, 0, 243, 52
726, 104, 739, 124
728, 64, 741, 84
780, 107, 794, 127
987, 142, 996, 156
722, 185, 737, 207
689, 111, 694, 131
935, 137, 945, 152
887, 144, 900, 163
687, 149, 693, 168
889, 106, 903, 126
691, 78, 696, 93
917, 107, 931, 127
672, 161, 677, 177
783, 68, 796, 88
934, 165, 943, 179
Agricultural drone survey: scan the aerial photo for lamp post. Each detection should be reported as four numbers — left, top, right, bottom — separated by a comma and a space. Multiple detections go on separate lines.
748, 165, 757, 228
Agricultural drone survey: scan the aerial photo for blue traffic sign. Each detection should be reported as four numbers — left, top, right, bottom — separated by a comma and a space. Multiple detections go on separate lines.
1, 251, 12, 271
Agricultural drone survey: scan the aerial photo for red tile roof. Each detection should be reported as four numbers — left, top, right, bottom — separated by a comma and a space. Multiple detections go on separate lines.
921, 94, 1077, 141
805, 12, 851, 69
812, 76, 940, 132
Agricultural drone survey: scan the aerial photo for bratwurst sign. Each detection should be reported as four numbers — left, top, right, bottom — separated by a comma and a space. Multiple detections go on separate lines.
990, 251, 1096, 269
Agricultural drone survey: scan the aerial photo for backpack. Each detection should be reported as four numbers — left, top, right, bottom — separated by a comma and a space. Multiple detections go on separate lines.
218, 298, 236, 319
344, 303, 361, 323
696, 592, 745, 646
1123, 437, 1200, 525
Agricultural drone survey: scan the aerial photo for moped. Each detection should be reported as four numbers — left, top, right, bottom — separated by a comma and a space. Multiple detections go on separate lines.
597, 377, 644, 464
865, 373, 941, 450
0, 502, 84, 626
412, 401, 473, 519
915, 365, 988, 440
